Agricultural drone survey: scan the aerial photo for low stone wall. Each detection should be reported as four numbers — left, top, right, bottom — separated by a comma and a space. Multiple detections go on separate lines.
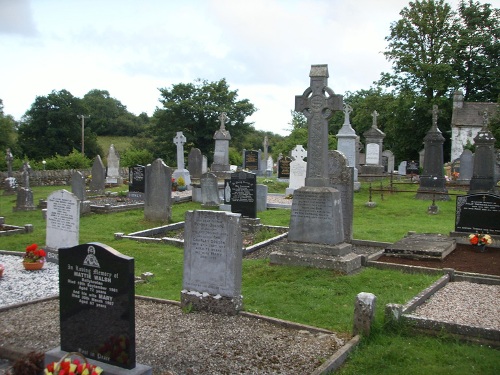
0, 168, 129, 187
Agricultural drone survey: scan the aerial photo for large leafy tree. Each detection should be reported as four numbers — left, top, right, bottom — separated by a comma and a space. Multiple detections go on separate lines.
382, 0, 458, 102
454, 0, 500, 102
18, 90, 102, 160
0, 99, 18, 155
81, 89, 144, 136
149, 78, 256, 164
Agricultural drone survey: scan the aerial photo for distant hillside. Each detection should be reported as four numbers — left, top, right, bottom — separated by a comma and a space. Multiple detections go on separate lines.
98, 136, 134, 156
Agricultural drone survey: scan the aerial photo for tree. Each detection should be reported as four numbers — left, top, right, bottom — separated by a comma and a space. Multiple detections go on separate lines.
454, 0, 500, 102
81, 89, 144, 136
0, 99, 18, 154
149, 78, 256, 164
382, 0, 458, 101
18, 90, 102, 160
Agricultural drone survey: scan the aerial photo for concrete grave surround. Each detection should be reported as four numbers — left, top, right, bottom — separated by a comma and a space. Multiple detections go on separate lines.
181, 210, 243, 315
89, 155, 105, 194
45, 189, 80, 263
144, 158, 172, 222
384, 233, 456, 260
105, 144, 122, 184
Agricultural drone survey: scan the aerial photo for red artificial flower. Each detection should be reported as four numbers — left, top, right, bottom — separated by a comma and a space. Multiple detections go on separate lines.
39, 249, 46, 257
26, 243, 38, 252
470, 236, 479, 245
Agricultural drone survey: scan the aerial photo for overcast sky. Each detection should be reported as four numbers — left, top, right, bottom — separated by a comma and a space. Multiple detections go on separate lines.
1, 0, 498, 136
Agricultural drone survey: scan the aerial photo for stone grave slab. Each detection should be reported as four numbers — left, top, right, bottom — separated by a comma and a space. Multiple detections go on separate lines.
384, 233, 456, 260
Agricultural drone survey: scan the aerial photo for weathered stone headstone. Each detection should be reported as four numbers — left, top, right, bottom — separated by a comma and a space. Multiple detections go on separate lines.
416, 105, 450, 200
211, 112, 232, 179
3, 148, 16, 194
71, 171, 90, 215
353, 292, 377, 336
172, 131, 191, 186
105, 144, 122, 184
455, 193, 500, 235
5, 148, 13, 177
382, 150, 395, 174
49, 242, 152, 373
144, 159, 172, 222
89, 155, 105, 194
398, 161, 407, 176
286, 145, 307, 195
200, 172, 220, 207
45, 189, 80, 263
262, 136, 269, 174
128, 165, 146, 200
243, 149, 260, 171
181, 210, 243, 315
187, 148, 203, 180
228, 171, 257, 218
457, 149, 474, 184
328, 150, 354, 242
359, 111, 385, 175
469, 112, 498, 194
278, 156, 291, 179
336, 103, 360, 190
256, 184, 268, 212
14, 162, 36, 211
266, 156, 273, 176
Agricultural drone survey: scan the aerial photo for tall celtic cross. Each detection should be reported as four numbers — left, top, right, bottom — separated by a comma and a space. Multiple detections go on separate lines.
295, 64, 343, 187
218, 112, 228, 131
173, 131, 187, 170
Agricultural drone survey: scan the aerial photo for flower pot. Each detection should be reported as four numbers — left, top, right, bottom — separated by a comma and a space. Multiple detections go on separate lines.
177, 186, 187, 191
23, 261, 44, 271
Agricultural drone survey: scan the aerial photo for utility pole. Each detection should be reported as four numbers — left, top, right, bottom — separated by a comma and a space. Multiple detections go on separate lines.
77, 115, 90, 155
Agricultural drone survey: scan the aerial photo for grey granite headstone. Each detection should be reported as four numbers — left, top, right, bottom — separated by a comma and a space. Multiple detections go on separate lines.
144, 158, 172, 222
45, 189, 80, 264
188, 148, 203, 179
181, 210, 243, 315
71, 171, 90, 215
211, 112, 232, 177
398, 161, 407, 175
382, 150, 395, 174
89, 155, 105, 194
337, 103, 360, 189
416, 105, 450, 200
359, 111, 385, 175
201, 172, 219, 207
457, 150, 474, 183
105, 144, 122, 184
328, 150, 353, 242
256, 184, 268, 212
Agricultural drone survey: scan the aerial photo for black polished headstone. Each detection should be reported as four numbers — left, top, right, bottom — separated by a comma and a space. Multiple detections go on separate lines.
229, 171, 257, 218
59, 242, 135, 369
455, 193, 500, 235
406, 161, 419, 175
129, 165, 145, 199
244, 150, 259, 171
278, 157, 291, 178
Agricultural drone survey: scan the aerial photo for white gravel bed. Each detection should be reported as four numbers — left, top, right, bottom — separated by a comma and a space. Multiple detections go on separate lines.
0, 254, 59, 308
412, 281, 500, 330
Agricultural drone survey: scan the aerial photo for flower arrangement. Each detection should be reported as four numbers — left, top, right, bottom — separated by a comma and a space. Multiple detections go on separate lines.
23, 243, 46, 263
469, 233, 493, 247
45, 357, 103, 375
171, 177, 177, 191
176, 176, 186, 187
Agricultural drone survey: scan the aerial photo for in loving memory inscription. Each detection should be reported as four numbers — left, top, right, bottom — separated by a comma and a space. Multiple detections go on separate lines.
48, 197, 78, 234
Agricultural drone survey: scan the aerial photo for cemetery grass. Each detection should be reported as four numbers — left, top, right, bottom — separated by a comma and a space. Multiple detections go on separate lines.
1, 185, 499, 374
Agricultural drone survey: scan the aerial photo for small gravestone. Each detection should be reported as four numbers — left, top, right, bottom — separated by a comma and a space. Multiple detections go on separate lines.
256, 184, 268, 212
406, 160, 419, 175
286, 145, 307, 195
201, 172, 219, 207
398, 161, 407, 176
14, 162, 36, 211
211, 112, 232, 179
243, 150, 260, 171
144, 159, 172, 222
71, 171, 90, 215
228, 171, 257, 218
457, 150, 474, 184
278, 156, 291, 179
455, 193, 500, 235
353, 292, 376, 336
105, 144, 122, 184
382, 150, 395, 174
181, 210, 243, 315
45, 189, 80, 263
188, 148, 203, 180
266, 156, 273, 176
128, 165, 145, 200
328, 150, 354, 242
46, 242, 151, 374
89, 155, 106, 194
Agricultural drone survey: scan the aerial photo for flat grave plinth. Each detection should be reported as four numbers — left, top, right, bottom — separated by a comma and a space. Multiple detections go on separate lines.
384, 233, 456, 260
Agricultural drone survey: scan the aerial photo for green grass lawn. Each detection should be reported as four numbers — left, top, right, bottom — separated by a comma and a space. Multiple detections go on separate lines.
0, 181, 498, 374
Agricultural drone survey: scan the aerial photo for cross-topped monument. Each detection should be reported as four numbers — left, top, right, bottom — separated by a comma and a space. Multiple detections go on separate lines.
218, 112, 228, 131
295, 64, 343, 187
173, 131, 187, 170
371, 110, 379, 127
5, 148, 13, 177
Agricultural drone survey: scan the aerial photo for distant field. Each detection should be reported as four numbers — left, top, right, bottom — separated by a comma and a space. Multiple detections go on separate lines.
98, 136, 134, 155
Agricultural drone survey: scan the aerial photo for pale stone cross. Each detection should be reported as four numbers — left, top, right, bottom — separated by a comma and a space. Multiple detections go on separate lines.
22, 161, 31, 189
295, 64, 343, 187
343, 103, 353, 126
371, 110, 379, 128
5, 148, 13, 177
218, 112, 228, 131
173, 131, 187, 170
291, 145, 307, 161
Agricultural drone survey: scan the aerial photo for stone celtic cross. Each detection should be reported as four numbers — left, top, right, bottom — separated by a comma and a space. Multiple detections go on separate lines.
295, 64, 343, 187
173, 131, 187, 170
218, 112, 228, 131
371, 110, 379, 128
